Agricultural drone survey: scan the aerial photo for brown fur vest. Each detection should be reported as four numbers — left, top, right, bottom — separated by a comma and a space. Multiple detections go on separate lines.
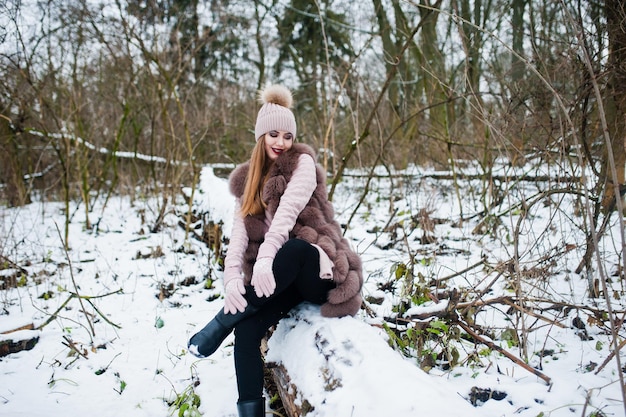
228, 143, 363, 317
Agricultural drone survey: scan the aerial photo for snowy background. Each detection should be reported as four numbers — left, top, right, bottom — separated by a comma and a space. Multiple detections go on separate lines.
0, 161, 624, 417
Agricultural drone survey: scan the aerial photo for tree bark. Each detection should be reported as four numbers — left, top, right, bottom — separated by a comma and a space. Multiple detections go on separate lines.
602, 0, 626, 211
0, 113, 31, 207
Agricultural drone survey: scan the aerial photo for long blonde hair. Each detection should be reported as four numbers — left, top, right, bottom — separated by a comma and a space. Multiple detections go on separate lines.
240, 136, 270, 216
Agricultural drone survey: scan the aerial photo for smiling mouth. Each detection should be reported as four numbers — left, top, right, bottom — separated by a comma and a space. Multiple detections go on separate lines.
272, 148, 284, 154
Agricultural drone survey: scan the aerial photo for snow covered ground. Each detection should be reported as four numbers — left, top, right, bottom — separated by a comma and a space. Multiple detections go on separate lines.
0, 163, 624, 417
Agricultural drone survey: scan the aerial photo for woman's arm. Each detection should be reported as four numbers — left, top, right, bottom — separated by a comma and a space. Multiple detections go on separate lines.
223, 198, 249, 286
256, 153, 317, 259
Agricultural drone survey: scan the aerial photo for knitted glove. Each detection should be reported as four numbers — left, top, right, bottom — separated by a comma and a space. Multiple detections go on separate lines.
251, 257, 276, 298
224, 279, 247, 314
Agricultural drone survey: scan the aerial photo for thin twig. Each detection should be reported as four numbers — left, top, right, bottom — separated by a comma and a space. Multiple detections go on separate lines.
456, 319, 552, 386
36, 289, 123, 331
61, 335, 88, 359
54, 222, 95, 337
36, 294, 73, 330
501, 298, 567, 329
437, 257, 486, 282
458, 271, 504, 317
594, 338, 626, 375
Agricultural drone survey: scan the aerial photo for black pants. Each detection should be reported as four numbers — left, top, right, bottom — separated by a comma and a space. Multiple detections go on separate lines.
233, 238, 334, 402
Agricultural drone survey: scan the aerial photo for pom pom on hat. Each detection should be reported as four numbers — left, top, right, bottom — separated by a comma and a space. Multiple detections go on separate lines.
254, 84, 297, 141
260, 84, 293, 108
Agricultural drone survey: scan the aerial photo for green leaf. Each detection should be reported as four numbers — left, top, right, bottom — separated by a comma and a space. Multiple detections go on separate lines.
394, 263, 407, 280
427, 320, 449, 335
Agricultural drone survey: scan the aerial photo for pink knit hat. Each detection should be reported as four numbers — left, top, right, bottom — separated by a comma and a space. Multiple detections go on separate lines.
254, 84, 297, 141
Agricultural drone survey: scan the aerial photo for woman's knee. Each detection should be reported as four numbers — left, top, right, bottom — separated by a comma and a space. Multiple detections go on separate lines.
276, 238, 316, 261
274, 239, 319, 274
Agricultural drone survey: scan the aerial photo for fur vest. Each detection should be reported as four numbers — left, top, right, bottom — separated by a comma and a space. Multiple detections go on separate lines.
228, 143, 363, 317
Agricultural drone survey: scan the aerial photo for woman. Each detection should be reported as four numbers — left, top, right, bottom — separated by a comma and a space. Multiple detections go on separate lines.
188, 84, 363, 417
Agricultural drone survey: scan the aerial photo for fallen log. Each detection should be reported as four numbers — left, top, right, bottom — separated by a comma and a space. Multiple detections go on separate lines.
0, 323, 39, 357
262, 348, 304, 417
263, 303, 481, 417
261, 338, 302, 417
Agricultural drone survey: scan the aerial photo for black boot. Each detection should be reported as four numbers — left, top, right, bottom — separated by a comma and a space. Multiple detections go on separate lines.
237, 398, 265, 417
188, 305, 258, 358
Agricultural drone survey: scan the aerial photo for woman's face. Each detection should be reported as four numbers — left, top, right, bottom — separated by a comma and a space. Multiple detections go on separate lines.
263, 130, 294, 161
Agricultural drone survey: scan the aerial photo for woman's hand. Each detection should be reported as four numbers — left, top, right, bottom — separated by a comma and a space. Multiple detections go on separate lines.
224, 279, 247, 314
251, 257, 276, 297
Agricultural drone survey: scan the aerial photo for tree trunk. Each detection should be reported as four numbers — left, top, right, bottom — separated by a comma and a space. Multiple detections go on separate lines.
416, 0, 447, 131
509, 0, 528, 166
0, 112, 31, 207
601, 0, 626, 211
372, 0, 400, 107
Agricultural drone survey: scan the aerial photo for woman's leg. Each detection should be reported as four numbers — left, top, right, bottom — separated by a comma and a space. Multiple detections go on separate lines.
273, 238, 335, 305
245, 238, 325, 306
234, 239, 334, 401
190, 238, 333, 360
233, 286, 300, 401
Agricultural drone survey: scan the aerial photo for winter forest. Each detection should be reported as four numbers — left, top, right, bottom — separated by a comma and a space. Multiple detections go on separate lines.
1, 1, 626, 416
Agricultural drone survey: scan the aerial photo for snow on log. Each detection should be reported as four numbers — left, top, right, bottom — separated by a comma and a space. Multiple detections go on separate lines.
0, 323, 39, 357
265, 303, 479, 417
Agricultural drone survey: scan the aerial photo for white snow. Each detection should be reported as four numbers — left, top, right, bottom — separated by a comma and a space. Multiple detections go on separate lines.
0, 164, 624, 417
266, 303, 479, 416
